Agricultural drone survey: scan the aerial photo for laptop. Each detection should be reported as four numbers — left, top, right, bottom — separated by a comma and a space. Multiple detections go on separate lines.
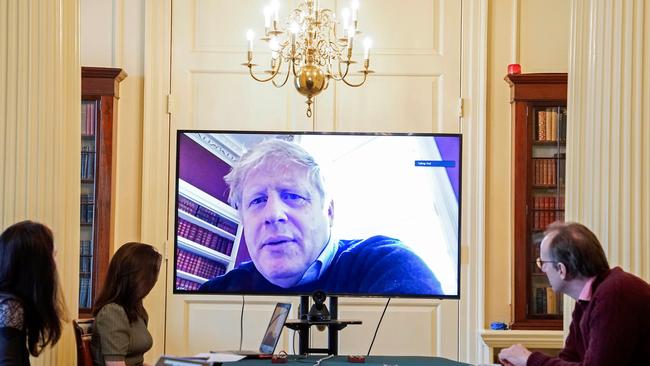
223, 302, 291, 358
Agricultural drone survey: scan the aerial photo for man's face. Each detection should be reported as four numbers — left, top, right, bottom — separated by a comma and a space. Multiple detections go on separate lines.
539, 233, 565, 293
239, 160, 333, 288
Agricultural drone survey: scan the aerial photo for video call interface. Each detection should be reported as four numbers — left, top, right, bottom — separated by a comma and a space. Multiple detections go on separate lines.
174, 132, 461, 298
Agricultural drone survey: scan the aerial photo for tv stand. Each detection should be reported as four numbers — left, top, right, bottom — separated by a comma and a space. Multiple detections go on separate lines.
284, 295, 361, 355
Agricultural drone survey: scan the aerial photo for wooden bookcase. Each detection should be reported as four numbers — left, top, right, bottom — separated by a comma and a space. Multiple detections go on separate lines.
79, 67, 126, 316
505, 73, 567, 330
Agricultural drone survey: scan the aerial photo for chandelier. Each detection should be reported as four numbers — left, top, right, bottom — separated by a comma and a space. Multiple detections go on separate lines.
243, 0, 374, 117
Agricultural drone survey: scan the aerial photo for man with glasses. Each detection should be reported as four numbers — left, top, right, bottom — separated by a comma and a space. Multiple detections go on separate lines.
499, 222, 650, 366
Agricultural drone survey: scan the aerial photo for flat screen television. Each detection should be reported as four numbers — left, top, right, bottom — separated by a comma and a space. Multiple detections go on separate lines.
173, 131, 461, 299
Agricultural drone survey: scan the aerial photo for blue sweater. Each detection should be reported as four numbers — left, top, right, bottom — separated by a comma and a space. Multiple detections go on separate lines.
199, 235, 443, 296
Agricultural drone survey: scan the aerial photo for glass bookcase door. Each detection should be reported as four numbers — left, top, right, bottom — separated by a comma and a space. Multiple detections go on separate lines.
527, 105, 567, 319
80, 99, 98, 311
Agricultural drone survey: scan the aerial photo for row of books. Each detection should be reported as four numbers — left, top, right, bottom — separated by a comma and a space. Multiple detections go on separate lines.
81, 101, 97, 136
79, 274, 92, 309
177, 218, 235, 256
533, 210, 565, 231
81, 145, 95, 180
533, 158, 565, 186
533, 286, 562, 315
80, 255, 92, 273
176, 278, 201, 291
178, 196, 238, 235
80, 240, 93, 256
535, 108, 567, 142
532, 195, 565, 210
80, 194, 95, 224
176, 248, 227, 280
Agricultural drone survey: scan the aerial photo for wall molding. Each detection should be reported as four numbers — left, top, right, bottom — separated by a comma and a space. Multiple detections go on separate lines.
458, 0, 488, 363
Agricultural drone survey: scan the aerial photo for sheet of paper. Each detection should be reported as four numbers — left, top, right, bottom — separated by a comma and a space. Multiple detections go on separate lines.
194, 352, 247, 363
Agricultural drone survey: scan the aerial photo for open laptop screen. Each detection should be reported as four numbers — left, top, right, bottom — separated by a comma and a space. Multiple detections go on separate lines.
259, 303, 291, 354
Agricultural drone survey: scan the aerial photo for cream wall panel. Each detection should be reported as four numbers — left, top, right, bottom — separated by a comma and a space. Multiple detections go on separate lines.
342, 0, 461, 132
184, 72, 310, 130
361, 0, 439, 53
0, 0, 79, 365
333, 299, 458, 358
195, 0, 262, 52
81, 0, 114, 65
334, 76, 444, 132
519, 0, 570, 72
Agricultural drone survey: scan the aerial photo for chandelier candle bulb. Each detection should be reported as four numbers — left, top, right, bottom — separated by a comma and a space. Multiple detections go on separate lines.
363, 38, 372, 60
351, 0, 359, 21
341, 8, 350, 33
290, 22, 299, 48
246, 29, 254, 52
272, 0, 279, 22
347, 27, 355, 49
263, 6, 272, 30
269, 37, 279, 59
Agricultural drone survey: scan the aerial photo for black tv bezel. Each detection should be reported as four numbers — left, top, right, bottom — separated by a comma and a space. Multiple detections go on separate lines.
173, 130, 462, 300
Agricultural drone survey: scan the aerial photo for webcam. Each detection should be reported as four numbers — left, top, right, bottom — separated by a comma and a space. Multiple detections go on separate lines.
307, 290, 330, 322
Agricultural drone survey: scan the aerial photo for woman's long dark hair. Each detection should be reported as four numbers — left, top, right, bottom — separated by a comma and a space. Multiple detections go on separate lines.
0, 220, 66, 356
93, 242, 162, 323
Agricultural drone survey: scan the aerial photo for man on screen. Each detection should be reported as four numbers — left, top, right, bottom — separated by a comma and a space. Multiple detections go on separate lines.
199, 138, 442, 295
498, 222, 650, 366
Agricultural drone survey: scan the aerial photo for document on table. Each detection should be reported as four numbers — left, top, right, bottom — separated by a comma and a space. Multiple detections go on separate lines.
194, 352, 247, 363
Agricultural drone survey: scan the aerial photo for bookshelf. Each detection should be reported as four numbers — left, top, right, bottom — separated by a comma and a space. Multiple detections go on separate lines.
175, 179, 243, 291
79, 67, 126, 316
505, 73, 567, 330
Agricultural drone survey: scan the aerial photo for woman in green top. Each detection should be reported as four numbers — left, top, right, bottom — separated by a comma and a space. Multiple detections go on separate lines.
91, 242, 162, 366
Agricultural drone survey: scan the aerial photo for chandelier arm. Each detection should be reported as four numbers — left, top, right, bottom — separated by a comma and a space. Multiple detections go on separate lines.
328, 61, 346, 81
272, 60, 292, 88
336, 59, 352, 80
248, 65, 279, 83
340, 71, 369, 87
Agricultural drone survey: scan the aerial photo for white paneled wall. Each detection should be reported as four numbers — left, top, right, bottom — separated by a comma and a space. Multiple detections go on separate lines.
164, 0, 465, 360
0, 0, 80, 365
566, 0, 650, 327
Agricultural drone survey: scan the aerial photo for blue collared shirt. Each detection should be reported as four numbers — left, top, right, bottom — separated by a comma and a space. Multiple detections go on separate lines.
296, 233, 338, 286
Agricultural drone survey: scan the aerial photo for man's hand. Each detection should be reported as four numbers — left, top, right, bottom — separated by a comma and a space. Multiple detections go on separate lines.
498, 343, 532, 366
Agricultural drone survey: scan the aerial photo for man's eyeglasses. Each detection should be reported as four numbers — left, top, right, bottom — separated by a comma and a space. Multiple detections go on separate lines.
536, 257, 558, 270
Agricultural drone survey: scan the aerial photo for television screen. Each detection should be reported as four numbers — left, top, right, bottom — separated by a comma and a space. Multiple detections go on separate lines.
174, 131, 461, 298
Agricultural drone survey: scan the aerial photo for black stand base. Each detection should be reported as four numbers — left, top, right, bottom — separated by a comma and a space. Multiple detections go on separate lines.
284, 295, 361, 355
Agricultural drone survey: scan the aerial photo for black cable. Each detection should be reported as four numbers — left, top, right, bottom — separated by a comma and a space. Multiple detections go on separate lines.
239, 295, 245, 351
292, 327, 297, 355
366, 298, 391, 357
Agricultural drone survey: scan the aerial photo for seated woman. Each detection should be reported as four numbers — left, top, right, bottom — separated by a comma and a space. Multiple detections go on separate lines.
0, 220, 67, 365
91, 242, 162, 366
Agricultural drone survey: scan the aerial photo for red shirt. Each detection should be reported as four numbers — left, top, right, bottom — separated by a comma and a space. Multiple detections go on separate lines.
527, 267, 650, 366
